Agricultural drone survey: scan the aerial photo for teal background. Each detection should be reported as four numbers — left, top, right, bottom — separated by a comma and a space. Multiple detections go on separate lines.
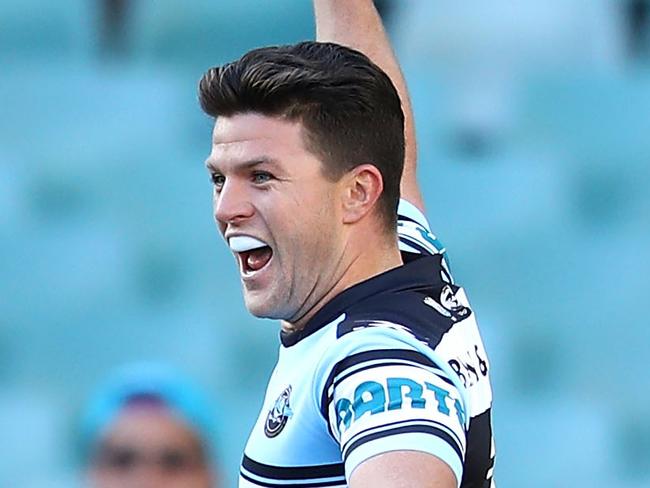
1, 1, 649, 486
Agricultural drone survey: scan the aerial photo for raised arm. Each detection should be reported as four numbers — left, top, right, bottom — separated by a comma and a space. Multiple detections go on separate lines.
313, 0, 425, 213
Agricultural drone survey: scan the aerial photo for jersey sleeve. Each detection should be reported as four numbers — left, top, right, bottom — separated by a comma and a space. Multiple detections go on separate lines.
397, 198, 445, 256
397, 198, 453, 282
316, 325, 468, 486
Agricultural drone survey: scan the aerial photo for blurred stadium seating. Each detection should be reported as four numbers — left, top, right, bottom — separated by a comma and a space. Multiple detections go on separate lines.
1, 1, 649, 486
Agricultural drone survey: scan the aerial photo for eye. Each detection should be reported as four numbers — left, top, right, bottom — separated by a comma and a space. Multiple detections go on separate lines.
252, 171, 273, 184
210, 172, 225, 190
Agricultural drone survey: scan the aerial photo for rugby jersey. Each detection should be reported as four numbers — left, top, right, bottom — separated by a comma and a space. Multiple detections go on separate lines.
239, 199, 496, 488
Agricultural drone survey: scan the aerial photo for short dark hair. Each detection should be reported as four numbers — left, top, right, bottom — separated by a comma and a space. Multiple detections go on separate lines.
198, 41, 404, 231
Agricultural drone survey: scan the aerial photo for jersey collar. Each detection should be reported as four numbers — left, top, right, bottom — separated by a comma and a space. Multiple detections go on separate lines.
280, 255, 439, 347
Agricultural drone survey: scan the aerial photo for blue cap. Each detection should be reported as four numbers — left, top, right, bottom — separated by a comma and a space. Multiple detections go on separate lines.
80, 362, 220, 463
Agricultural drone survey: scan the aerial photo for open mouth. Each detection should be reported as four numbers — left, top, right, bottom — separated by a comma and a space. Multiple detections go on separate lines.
228, 235, 273, 276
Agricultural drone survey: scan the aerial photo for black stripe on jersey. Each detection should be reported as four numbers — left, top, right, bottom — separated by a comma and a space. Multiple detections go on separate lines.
240, 470, 346, 488
242, 455, 345, 481
460, 408, 494, 488
439, 260, 453, 285
399, 235, 434, 255
486, 453, 495, 471
320, 349, 444, 420
329, 359, 453, 394
397, 214, 421, 225
343, 423, 464, 464
398, 235, 453, 284
341, 417, 464, 460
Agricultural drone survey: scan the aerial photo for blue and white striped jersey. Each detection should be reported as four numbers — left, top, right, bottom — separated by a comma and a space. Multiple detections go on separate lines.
239, 199, 495, 488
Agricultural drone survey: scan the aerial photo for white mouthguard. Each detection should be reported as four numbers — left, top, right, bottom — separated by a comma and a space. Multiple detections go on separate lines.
228, 236, 268, 253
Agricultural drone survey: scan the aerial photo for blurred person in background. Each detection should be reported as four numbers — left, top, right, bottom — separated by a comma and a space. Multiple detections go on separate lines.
198, 1, 494, 487
97, 0, 131, 57
624, 0, 650, 59
79, 363, 222, 488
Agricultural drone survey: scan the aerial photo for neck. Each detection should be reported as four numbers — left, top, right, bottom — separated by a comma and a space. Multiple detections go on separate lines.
281, 235, 403, 334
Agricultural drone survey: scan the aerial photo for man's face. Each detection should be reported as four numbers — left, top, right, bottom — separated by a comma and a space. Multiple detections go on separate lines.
206, 113, 346, 322
88, 406, 214, 488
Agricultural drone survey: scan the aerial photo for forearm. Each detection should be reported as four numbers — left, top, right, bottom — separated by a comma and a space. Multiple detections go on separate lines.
314, 0, 423, 211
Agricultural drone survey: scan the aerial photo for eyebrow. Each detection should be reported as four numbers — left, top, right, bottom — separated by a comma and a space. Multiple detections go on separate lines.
205, 156, 279, 173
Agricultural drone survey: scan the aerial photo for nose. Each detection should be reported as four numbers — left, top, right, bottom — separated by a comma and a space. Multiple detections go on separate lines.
213, 178, 255, 225
125, 465, 168, 488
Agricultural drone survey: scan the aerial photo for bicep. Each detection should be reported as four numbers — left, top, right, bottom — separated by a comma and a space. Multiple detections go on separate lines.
350, 450, 457, 488
322, 338, 467, 486
400, 179, 425, 216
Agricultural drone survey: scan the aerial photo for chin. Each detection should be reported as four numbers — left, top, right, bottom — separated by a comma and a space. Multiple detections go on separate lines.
244, 293, 282, 319
243, 292, 289, 320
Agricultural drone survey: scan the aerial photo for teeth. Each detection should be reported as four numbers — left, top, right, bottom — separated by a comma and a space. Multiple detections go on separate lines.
229, 236, 268, 253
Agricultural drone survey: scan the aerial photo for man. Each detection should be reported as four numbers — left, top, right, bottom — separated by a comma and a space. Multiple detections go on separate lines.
81, 363, 221, 488
199, 1, 495, 486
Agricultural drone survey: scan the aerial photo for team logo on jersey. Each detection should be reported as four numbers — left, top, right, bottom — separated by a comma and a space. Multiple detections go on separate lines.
264, 386, 293, 438
423, 285, 470, 321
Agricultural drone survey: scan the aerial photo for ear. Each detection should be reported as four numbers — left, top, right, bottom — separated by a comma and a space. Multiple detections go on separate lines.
341, 164, 384, 225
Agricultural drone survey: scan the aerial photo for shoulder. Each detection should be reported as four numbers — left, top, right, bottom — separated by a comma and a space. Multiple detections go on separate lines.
335, 268, 473, 348
398, 199, 446, 255
314, 318, 470, 485
314, 314, 469, 423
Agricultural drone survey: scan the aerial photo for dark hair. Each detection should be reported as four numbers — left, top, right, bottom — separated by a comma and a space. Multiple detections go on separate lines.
198, 41, 404, 231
